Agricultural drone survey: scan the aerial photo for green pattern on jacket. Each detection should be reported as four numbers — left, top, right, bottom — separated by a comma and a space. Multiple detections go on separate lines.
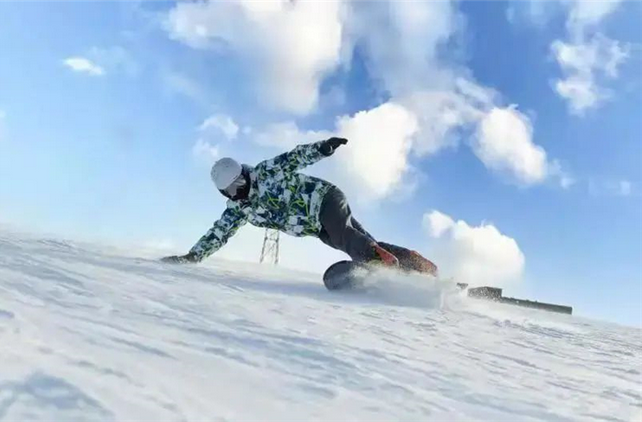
189, 141, 334, 262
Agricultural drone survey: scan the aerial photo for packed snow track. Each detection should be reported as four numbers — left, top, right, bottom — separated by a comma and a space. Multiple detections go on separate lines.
0, 230, 640, 421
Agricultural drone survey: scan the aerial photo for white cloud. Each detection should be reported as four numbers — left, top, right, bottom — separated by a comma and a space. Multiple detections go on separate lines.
199, 114, 239, 141
553, 73, 601, 114
190, 115, 238, 168
347, 1, 460, 96
402, 79, 495, 156
552, 35, 629, 115
343, 2, 568, 190
423, 210, 525, 287
472, 107, 573, 188
192, 138, 220, 164
506, 1, 561, 27
166, 0, 344, 114
87, 46, 139, 76
426, 210, 454, 238
508, 0, 629, 114
553, 1, 628, 115
336, 102, 419, 201
192, 114, 239, 166
565, 0, 623, 39
508, 0, 623, 38
63, 57, 105, 76
63, 48, 137, 78
473, 107, 549, 185
251, 94, 568, 201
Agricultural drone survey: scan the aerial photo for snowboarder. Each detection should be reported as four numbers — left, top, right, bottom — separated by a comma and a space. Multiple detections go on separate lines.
161, 137, 437, 275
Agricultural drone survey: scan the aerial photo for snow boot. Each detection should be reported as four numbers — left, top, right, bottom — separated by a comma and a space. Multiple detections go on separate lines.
370, 243, 400, 267
377, 242, 438, 276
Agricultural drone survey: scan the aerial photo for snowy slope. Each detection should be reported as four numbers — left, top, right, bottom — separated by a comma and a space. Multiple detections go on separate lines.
0, 230, 640, 422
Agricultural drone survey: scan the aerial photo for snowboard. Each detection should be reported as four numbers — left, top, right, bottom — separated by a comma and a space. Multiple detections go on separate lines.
323, 260, 371, 291
322, 259, 468, 291
323, 243, 441, 291
323, 242, 437, 290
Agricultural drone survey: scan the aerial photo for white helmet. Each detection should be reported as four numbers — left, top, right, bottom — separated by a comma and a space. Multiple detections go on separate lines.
211, 157, 242, 190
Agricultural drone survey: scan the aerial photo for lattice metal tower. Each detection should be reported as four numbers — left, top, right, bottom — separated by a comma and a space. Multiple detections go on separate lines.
259, 229, 280, 265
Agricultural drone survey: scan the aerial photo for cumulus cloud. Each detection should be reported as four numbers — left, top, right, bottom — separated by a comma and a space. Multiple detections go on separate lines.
63, 46, 137, 78
552, 35, 629, 115
347, 0, 461, 96
506, 1, 562, 27
164, 0, 464, 116
87, 46, 139, 76
252, 95, 568, 200
507, 0, 629, 114
406, 94, 569, 188
401, 79, 495, 156
199, 114, 239, 141
473, 107, 549, 185
336, 102, 419, 201
565, 0, 623, 39
191, 114, 240, 165
552, 1, 628, 114
166, 0, 344, 114
63, 57, 105, 76
471, 106, 573, 188
508, 0, 623, 41
192, 138, 220, 164
423, 210, 525, 287
342, 3, 567, 190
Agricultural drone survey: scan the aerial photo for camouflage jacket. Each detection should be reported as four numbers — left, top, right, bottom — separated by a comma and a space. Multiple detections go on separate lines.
189, 141, 334, 262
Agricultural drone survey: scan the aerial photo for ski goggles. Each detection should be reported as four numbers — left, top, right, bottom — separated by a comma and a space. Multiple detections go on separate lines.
221, 174, 247, 198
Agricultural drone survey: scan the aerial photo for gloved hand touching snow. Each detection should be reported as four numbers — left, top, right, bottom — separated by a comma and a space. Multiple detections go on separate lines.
319, 137, 348, 156
161, 252, 198, 264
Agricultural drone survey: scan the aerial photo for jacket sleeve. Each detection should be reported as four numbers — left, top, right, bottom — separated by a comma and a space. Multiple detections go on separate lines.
189, 204, 249, 262
260, 140, 327, 174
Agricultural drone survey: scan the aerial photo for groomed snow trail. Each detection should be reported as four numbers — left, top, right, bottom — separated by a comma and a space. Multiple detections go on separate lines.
0, 230, 640, 421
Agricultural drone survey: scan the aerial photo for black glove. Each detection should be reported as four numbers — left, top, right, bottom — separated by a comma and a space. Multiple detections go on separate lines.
161, 253, 198, 264
319, 137, 348, 156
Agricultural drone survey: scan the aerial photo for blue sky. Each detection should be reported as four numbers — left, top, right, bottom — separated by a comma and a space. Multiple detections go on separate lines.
0, 1, 640, 326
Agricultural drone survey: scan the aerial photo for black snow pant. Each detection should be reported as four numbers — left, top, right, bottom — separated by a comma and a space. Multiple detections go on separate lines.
318, 186, 376, 263
317, 186, 432, 272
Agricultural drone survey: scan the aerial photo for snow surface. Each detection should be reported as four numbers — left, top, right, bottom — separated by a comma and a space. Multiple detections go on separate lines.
0, 230, 640, 422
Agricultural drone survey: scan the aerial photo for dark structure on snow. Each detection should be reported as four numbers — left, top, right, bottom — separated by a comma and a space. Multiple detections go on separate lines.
464, 286, 573, 315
